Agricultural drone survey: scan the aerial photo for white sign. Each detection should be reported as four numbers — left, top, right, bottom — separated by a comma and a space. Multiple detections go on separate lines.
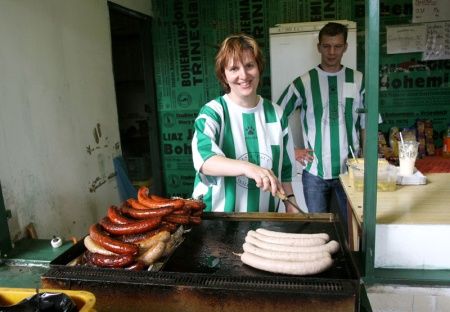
413, 0, 450, 23
423, 21, 450, 60
386, 24, 426, 54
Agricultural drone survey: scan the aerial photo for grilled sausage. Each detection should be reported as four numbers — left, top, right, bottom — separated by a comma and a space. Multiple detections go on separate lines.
137, 241, 166, 265
181, 198, 206, 211
241, 251, 333, 275
243, 242, 330, 262
245, 234, 340, 254
84, 250, 135, 268
171, 208, 191, 215
121, 205, 174, 219
161, 221, 179, 233
137, 230, 171, 251
89, 223, 138, 255
118, 227, 166, 243
255, 228, 330, 242
163, 214, 190, 224
124, 261, 147, 271
84, 235, 117, 256
99, 216, 161, 235
107, 205, 135, 225
137, 187, 185, 210
127, 198, 153, 210
248, 230, 326, 247
189, 216, 202, 225
191, 209, 203, 217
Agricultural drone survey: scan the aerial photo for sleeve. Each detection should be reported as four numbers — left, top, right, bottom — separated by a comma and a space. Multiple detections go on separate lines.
276, 77, 304, 121
357, 72, 365, 130
191, 103, 225, 186
279, 109, 296, 183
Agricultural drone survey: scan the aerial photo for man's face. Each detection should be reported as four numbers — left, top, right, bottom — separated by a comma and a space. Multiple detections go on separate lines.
317, 34, 347, 72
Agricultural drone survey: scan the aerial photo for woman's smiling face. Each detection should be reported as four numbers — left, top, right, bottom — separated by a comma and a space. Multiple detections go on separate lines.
224, 49, 260, 99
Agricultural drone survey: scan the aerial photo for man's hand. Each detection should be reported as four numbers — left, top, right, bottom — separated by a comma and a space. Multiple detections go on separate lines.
295, 148, 314, 166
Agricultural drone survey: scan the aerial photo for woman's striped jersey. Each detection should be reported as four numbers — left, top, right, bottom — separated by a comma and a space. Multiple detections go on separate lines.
191, 94, 296, 212
277, 66, 365, 180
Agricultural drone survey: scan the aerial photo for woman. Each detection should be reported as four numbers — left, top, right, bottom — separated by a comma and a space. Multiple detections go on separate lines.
191, 34, 299, 213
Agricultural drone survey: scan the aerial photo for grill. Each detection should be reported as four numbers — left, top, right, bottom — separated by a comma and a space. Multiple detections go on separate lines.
42, 213, 361, 312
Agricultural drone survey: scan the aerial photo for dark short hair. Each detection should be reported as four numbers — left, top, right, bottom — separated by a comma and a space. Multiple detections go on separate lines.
319, 22, 348, 43
215, 34, 264, 93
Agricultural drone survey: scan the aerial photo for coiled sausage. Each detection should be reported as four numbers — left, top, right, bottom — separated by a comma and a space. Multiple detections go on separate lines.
121, 205, 174, 219
137, 187, 184, 210
107, 205, 135, 225
89, 223, 138, 255
99, 216, 161, 235
84, 250, 135, 268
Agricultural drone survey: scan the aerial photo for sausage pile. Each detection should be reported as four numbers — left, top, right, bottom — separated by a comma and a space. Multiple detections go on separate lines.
240, 228, 340, 275
81, 186, 205, 270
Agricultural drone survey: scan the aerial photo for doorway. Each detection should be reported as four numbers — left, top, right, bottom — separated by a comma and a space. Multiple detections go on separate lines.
108, 2, 162, 195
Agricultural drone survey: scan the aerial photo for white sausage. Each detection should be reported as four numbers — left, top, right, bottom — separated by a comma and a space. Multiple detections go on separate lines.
255, 228, 330, 242
243, 242, 330, 261
84, 235, 117, 256
248, 230, 326, 247
245, 234, 340, 254
241, 252, 333, 275
137, 241, 166, 265
137, 230, 170, 251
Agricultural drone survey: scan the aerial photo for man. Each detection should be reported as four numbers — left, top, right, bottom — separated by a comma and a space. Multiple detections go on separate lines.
277, 22, 365, 227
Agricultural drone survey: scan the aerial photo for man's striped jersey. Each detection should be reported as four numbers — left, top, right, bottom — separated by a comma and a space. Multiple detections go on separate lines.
277, 66, 365, 179
191, 94, 296, 212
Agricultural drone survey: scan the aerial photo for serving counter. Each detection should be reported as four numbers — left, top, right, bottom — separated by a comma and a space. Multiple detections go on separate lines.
340, 172, 450, 269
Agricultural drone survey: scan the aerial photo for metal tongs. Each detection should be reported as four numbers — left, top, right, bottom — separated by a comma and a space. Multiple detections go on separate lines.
275, 191, 309, 216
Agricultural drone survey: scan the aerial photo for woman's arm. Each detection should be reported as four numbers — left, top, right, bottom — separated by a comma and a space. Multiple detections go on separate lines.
201, 155, 284, 197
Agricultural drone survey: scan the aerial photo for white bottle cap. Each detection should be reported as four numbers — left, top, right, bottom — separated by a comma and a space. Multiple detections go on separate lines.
51, 236, 63, 248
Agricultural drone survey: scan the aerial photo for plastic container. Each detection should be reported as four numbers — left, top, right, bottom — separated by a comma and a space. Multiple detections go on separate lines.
0, 288, 96, 311
347, 158, 389, 185
351, 163, 397, 192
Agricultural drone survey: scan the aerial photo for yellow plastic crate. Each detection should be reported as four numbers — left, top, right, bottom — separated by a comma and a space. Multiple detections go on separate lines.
0, 287, 96, 311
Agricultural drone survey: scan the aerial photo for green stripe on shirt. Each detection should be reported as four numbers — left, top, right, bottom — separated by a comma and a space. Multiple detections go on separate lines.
242, 112, 260, 212
269, 144, 280, 212
345, 68, 355, 157
308, 69, 324, 177
194, 118, 214, 161
328, 75, 341, 176
218, 96, 236, 212
263, 99, 277, 123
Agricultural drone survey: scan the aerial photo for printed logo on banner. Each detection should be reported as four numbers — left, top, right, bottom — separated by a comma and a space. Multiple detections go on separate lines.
168, 174, 181, 187
163, 113, 176, 128
236, 152, 273, 189
177, 92, 192, 108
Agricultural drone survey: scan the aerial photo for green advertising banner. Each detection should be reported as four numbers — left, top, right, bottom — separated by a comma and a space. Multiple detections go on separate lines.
152, 0, 350, 196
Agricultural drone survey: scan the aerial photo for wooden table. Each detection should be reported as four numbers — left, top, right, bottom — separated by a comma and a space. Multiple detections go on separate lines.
340, 173, 450, 252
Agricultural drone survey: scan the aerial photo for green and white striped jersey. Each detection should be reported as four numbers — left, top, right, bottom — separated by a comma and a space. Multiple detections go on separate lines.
277, 66, 365, 179
191, 94, 296, 212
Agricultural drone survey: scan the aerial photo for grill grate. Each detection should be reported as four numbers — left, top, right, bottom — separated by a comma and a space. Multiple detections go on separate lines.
44, 266, 354, 296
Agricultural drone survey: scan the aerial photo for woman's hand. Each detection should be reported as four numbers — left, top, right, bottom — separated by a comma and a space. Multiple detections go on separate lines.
243, 163, 283, 197
295, 148, 314, 166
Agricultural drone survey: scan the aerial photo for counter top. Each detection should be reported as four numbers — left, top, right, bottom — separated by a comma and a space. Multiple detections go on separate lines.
340, 173, 450, 226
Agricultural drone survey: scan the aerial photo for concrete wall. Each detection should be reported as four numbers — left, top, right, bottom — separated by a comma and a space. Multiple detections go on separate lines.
0, 0, 152, 241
